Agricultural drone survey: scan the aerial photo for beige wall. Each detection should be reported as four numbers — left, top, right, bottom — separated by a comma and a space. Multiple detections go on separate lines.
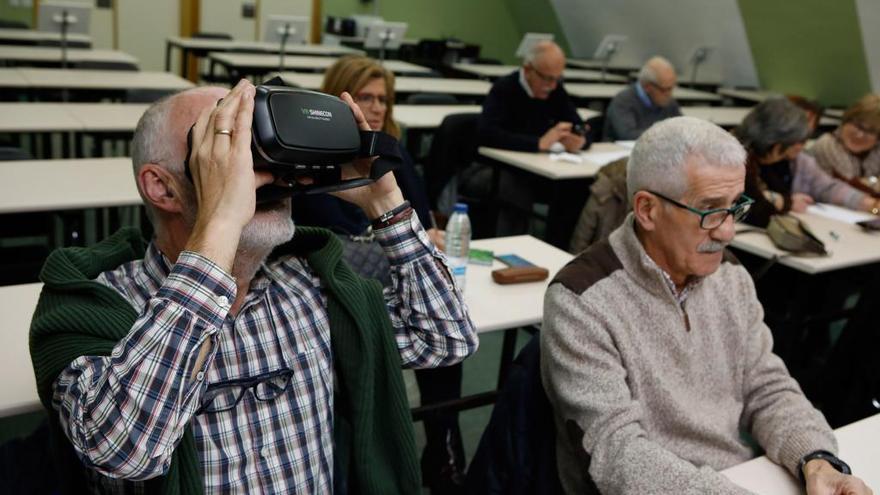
200, 0, 256, 40
118, 0, 179, 71
199, 0, 311, 42
88, 5, 113, 51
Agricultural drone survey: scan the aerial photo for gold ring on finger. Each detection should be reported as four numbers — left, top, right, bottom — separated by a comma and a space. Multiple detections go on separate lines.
215, 128, 233, 136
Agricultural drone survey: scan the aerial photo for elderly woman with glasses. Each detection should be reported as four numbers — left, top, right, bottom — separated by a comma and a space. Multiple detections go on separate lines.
810, 93, 880, 196
734, 98, 880, 228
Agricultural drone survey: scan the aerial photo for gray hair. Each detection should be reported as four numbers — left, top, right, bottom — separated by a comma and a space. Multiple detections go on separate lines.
524, 40, 562, 66
733, 97, 810, 157
131, 92, 182, 179
627, 116, 746, 202
637, 56, 675, 85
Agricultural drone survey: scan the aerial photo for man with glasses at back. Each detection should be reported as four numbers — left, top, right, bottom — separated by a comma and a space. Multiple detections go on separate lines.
478, 40, 587, 152
604, 56, 682, 141
542, 117, 872, 494
29, 80, 477, 493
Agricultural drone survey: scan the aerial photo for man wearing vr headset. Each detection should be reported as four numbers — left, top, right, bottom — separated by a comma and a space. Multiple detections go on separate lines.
30, 79, 478, 493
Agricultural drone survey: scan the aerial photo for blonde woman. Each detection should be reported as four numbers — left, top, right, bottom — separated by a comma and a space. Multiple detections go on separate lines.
291, 56, 466, 493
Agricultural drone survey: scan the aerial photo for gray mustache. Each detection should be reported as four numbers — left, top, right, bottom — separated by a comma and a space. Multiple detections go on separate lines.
697, 241, 728, 253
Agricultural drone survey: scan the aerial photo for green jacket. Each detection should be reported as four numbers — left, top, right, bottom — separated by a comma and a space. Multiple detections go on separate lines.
30, 227, 421, 494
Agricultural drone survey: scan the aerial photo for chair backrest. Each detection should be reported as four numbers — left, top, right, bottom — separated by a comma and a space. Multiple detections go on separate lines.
0, 146, 34, 161
424, 112, 479, 209
465, 335, 568, 494
404, 92, 457, 105
74, 60, 139, 71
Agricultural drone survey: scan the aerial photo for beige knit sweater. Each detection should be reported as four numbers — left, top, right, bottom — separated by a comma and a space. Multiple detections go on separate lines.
541, 214, 836, 494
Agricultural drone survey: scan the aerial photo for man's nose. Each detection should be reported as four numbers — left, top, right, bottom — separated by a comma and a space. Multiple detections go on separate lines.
712, 213, 737, 242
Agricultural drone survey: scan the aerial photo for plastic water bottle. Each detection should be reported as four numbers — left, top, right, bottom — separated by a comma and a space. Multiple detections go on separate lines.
445, 202, 472, 291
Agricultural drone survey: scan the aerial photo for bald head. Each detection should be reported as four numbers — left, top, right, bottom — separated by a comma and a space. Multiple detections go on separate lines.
524, 40, 565, 67
522, 41, 565, 100
638, 56, 677, 107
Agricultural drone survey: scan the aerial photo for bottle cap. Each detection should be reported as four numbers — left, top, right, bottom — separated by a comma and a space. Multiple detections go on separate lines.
454, 202, 469, 213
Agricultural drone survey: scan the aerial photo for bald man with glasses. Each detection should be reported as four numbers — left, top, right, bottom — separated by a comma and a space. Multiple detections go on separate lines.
478, 40, 587, 152
604, 56, 682, 141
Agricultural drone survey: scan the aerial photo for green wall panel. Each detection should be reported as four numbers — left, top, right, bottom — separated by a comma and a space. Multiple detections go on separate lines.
503, 0, 570, 56
0, 3, 34, 28
737, 0, 871, 106
323, 0, 567, 64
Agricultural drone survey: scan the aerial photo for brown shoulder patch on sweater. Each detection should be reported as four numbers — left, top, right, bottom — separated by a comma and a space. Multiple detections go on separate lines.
551, 239, 623, 296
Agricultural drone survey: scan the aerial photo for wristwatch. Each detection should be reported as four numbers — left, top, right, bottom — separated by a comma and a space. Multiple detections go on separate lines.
797, 450, 851, 486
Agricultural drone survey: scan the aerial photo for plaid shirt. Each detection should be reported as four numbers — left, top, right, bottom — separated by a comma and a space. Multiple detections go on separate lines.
52, 212, 477, 493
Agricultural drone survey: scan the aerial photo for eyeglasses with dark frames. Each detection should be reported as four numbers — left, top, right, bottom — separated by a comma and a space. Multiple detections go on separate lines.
527, 64, 564, 84
648, 190, 754, 230
197, 368, 294, 414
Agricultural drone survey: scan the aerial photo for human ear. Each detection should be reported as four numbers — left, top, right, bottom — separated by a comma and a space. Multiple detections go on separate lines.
632, 190, 659, 232
138, 164, 187, 214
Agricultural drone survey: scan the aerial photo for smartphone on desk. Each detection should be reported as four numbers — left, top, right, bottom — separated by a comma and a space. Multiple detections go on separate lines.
496, 254, 536, 267
856, 218, 880, 231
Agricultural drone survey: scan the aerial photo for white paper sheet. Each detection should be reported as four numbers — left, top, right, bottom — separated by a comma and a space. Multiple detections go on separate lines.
582, 149, 631, 167
614, 140, 637, 149
806, 203, 875, 224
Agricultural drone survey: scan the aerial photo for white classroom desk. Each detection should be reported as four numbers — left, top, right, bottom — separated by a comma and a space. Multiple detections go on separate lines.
566, 82, 722, 103
165, 36, 363, 78
0, 282, 43, 417
62, 103, 150, 132
166, 36, 363, 56
276, 72, 492, 95
723, 413, 880, 494
0, 157, 140, 214
210, 52, 432, 75
681, 106, 840, 128
394, 105, 600, 130
0, 45, 138, 66
0, 66, 27, 88
451, 63, 626, 83
717, 87, 778, 104
566, 58, 640, 72
0, 102, 84, 132
0, 102, 148, 133
0, 28, 91, 47
732, 211, 880, 274
478, 142, 630, 180
9, 67, 194, 92
466, 235, 573, 333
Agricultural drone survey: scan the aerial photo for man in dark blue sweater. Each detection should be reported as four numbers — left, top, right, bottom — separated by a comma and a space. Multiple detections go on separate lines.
478, 41, 586, 152
477, 41, 589, 239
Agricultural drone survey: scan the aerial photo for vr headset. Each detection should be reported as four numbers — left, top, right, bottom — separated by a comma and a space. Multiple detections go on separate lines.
185, 78, 403, 202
